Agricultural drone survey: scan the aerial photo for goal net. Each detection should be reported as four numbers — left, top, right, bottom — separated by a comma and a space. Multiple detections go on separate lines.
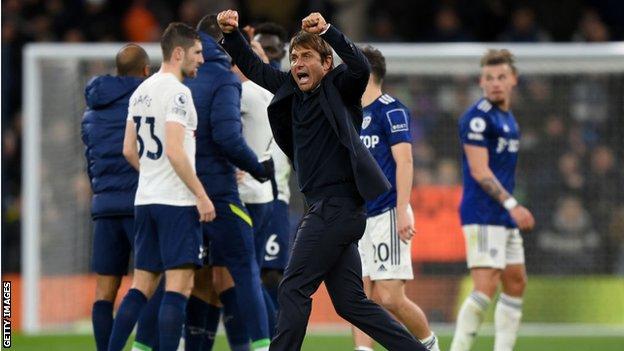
22, 42, 624, 333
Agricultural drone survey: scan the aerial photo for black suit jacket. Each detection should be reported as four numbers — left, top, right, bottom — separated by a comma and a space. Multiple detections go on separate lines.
222, 25, 391, 201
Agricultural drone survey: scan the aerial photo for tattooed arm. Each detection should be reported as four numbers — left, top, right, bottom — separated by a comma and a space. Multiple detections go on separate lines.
464, 144, 535, 231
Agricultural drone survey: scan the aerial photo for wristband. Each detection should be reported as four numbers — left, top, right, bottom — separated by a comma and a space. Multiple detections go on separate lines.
503, 197, 518, 211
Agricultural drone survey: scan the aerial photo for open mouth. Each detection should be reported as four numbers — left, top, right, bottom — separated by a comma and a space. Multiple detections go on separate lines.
297, 72, 310, 84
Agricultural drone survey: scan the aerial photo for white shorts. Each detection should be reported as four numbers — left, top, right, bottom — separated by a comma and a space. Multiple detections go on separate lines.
359, 207, 414, 281
462, 224, 525, 269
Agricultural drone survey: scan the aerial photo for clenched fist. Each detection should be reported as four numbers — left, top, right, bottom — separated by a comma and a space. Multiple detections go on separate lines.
217, 10, 239, 33
301, 12, 328, 34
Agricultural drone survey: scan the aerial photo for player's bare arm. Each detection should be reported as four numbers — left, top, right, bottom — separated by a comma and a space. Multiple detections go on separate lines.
391, 142, 415, 241
217, 10, 239, 33
165, 121, 216, 222
464, 144, 535, 231
301, 12, 329, 34
122, 120, 140, 171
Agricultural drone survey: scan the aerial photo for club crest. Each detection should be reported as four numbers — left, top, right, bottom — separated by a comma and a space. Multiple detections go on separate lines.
362, 116, 372, 129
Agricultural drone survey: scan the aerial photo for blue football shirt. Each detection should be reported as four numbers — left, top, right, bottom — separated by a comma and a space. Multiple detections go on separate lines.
360, 94, 412, 216
459, 98, 520, 228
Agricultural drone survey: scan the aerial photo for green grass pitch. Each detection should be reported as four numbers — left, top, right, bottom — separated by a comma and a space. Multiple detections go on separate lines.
10, 334, 624, 351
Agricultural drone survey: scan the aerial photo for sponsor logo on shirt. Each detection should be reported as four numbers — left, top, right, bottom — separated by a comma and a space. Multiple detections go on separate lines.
360, 135, 380, 149
386, 109, 409, 133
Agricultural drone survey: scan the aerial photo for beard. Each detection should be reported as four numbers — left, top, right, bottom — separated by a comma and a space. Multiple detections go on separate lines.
181, 67, 196, 79
486, 95, 505, 107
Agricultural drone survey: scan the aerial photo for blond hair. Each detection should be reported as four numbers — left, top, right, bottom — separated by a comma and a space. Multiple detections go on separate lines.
480, 49, 517, 74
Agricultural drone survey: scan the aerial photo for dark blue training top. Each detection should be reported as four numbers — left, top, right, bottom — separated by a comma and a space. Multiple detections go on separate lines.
81, 75, 142, 218
360, 94, 412, 216
184, 32, 264, 200
459, 98, 520, 228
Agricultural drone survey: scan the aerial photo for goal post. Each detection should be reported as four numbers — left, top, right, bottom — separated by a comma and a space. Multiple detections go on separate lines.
21, 42, 624, 333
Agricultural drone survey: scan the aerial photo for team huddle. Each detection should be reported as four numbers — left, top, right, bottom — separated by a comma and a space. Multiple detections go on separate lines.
82, 9, 533, 351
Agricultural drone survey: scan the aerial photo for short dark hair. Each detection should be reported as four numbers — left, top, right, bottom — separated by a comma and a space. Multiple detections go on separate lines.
480, 49, 517, 74
161, 22, 200, 61
361, 45, 386, 84
116, 43, 149, 77
255, 22, 288, 43
196, 14, 222, 42
289, 31, 333, 67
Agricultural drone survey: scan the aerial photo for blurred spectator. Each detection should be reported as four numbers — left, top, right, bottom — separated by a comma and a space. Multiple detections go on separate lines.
537, 196, 603, 274
1, 116, 22, 273
499, 6, 550, 42
570, 78, 609, 138
178, 0, 202, 27
366, 12, 401, 42
79, 0, 120, 41
585, 146, 624, 229
532, 115, 565, 165
63, 28, 86, 42
557, 152, 585, 196
566, 124, 588, 158
413, 167, 434, 187
331, 0, 371, 41
573, 8, 610, 42
608, 207, 624, 275
122, 0, 160, 42
435, 158, 460, 185
429, 6, 472, 42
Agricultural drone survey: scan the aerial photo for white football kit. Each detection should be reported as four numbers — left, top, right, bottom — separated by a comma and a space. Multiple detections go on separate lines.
238, 80, 275, 204
359, 205, 414, 280
128, 71, 198, 206
462, 225, 525, 269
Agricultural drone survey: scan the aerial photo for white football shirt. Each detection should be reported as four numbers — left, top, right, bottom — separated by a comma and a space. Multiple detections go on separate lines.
271, 141, 291, 204
238, 80, 275, 204
127, 72, 198, 206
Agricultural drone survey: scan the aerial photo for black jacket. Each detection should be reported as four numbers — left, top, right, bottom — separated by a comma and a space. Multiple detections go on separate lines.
221, 25, 390, 201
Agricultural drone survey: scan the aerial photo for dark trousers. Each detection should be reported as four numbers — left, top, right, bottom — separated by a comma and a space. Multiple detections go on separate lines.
269, 197, 426, 351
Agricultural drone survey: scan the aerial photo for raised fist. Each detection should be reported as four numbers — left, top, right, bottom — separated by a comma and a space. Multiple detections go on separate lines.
301, 12, 328, 34
217, 10, 239, 33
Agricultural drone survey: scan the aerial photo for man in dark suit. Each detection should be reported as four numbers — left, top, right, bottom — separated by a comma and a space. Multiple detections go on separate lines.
217, 10, 427, 351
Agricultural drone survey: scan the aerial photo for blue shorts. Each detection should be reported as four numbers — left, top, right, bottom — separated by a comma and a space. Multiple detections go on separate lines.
134, 204, 203, 272
263, 199, 291, 270
245, 202, 273, 267
203, 200, 257, 268
91, 216, 134, 275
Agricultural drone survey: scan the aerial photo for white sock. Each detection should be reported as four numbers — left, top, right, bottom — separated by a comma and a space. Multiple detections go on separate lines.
494, 293, 523, 351
354, 347, 374, 351
450, 290, 491, 351
419, 332, 440, 351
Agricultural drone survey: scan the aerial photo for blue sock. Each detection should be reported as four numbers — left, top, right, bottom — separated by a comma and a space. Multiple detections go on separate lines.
92, 300, 113, 351
229, 264, 270, 345
107, 289, 147, 351
184, 295, 214, 351
220, 288, 250, 350
203, 302, 222, 350
158, 291, 188, 351
261, 287, 277, 337
135, 281, 164, 351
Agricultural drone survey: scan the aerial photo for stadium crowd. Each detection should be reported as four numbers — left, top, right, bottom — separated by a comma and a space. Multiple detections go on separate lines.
2, 0, 624, 275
